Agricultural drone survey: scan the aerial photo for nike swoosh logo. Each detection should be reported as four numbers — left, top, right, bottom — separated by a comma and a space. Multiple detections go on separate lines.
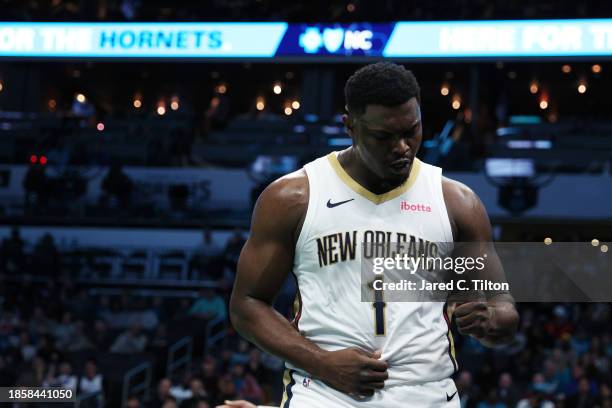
326, 198, 354, 208
446, 391, 457, 402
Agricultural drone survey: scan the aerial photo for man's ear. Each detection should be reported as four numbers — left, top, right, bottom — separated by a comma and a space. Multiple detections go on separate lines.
342, 113, 355, 137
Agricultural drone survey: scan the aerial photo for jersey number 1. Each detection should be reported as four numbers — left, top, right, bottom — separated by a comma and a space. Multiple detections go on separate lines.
372, 282, 386, 336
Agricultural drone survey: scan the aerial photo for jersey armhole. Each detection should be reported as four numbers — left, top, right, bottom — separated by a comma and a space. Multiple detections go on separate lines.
295, 163, 318, 253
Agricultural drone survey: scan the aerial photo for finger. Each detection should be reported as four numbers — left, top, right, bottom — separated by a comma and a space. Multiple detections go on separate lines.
223, 401, 250, 407
356, 386, 375, 397
363, 357, 388, 372
372, 349, 382, 359
359, 369, 389, 382
370, 382, 385, 390
458, 321, 487, 337
455, 311, 487, 327
454, 302, 487, 317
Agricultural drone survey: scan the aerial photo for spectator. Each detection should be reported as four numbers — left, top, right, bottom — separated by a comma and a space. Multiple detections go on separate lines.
18, 331, 37, 363
1, 226, 25, 274
476, 389, 506, 408
36, 335, 58, 361
78, 359, 104, 408
148, 323, 168, 354
31, 233, 61, 276
190, 229, 223, 280
198, 356, 218, 403
230, 363, 263, 405
246, 349, 265, 384
79, 359, 103, 393
135, 298, 159, 330
170, 373, 194, 403
101, 162, 133, 209
216, 375, 237, 406
456, 370, 479, 408
162, 397, 179, 408
52, 311, 76, 349
179, 377, 207, 408
566, 376, 596, 407
188, 288, 226, 321
497, 372, 519, 407
597, 382, 612, 407
64, 320, 94, 352
28, 306, 54, 337
110, 324, 147, 353
515, 392, 555, 408
23, 164, 49, 210
149, 377, 172, 408
91, 319, 112, 351
126, 395, 141, 408
44, 361, 77, 390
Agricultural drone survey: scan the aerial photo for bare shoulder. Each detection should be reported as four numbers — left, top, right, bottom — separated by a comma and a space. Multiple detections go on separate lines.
259, 168, 309, 210
252, 169, 309, 239
441, 176, 480, 210
441, 176, 491, 241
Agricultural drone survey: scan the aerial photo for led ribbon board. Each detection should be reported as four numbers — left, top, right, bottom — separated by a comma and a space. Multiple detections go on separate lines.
1, 20, 612, 59
0, 22, 288, 57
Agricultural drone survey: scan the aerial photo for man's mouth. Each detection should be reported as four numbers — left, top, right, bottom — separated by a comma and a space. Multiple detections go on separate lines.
389, 158, 411, 170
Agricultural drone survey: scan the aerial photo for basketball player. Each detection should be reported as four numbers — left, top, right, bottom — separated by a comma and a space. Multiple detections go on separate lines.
230, 62, 519, 407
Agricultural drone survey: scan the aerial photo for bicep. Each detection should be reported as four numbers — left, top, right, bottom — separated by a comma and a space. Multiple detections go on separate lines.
233, 177, 305, 305
235, 234, 294, 304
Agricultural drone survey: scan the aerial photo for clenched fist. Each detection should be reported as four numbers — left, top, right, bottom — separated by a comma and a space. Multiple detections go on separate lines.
453, 301, 492, 339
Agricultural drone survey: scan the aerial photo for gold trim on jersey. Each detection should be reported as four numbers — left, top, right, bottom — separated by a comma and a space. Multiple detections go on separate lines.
445, 305, 459, 372
280, 369, 291, 407
326, 152, 421, 205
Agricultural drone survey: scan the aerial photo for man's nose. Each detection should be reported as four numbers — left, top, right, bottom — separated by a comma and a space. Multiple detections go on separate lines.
392, 136, 410, 155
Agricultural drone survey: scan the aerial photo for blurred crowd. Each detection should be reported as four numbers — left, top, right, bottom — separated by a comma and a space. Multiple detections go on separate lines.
2, 0, 611, 21
0, 269, 279, 407
455, 303, 612, 408
2, 231, 612, 407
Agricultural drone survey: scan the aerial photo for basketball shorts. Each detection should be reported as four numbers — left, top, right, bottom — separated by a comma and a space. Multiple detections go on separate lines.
280, 369, 460, 408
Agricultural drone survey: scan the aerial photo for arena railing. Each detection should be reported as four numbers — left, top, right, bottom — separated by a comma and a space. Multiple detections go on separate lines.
121, 361, 151, 408
166, 336, 193, 379
204, 315, 227, 354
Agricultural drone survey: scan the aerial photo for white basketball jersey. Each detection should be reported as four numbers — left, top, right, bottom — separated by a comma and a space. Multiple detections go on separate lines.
289, 151, 458, 386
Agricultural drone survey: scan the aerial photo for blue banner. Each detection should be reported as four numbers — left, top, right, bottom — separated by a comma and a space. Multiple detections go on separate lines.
0, 22, 287, 57
1, 20, 612, 59
385, 19, 612, 57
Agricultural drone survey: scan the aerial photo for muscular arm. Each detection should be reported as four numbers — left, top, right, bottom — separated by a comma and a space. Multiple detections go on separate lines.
231, 171, 388, 395
230, 170, 328, 375
443, 177, 519, 347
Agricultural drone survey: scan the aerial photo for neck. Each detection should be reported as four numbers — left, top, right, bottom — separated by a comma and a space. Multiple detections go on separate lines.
338, 147, 406, 194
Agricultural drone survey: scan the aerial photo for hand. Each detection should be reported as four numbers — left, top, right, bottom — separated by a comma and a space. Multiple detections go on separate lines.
454, 301, 492, 339
215, 400, 257, 408
315, 347, 388, 397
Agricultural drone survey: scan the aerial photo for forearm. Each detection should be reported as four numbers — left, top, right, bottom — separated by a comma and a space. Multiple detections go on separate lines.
230, 295, 327, 377
480, 299, 519, 347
